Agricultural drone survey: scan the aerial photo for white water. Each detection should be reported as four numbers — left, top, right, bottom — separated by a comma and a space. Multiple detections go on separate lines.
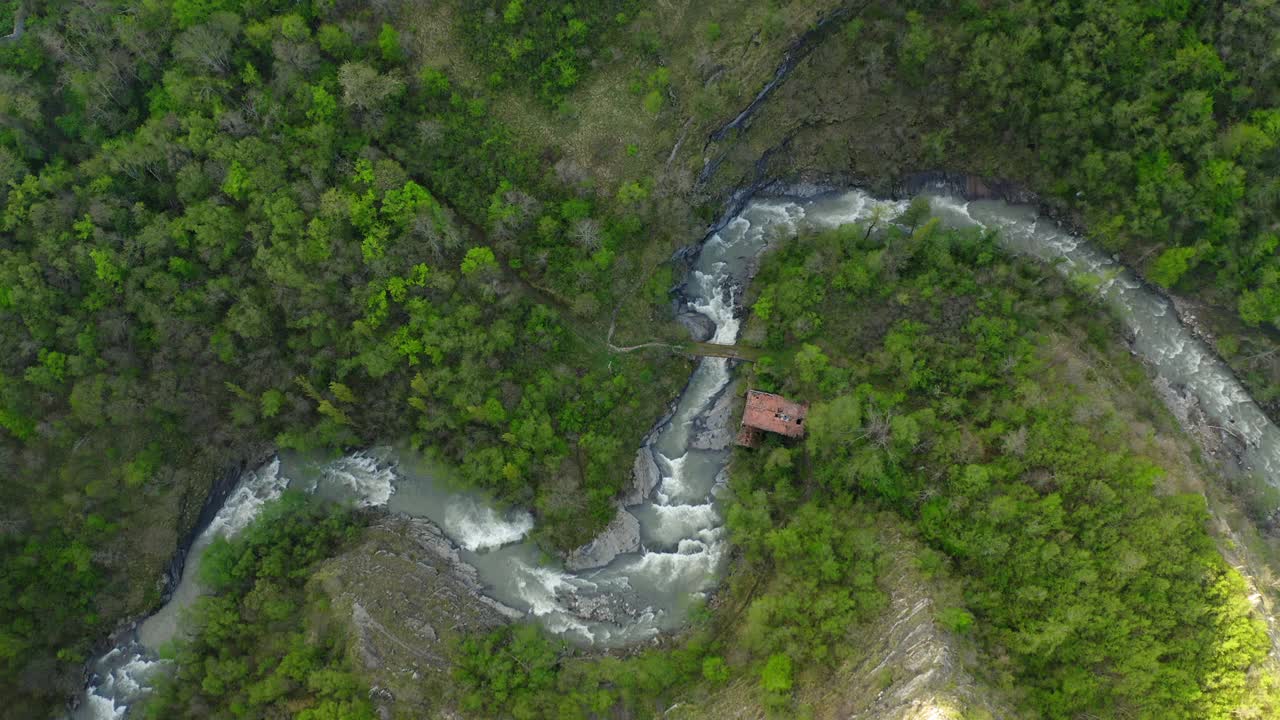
332, 200, 794, 645
314, 452, 396, 507
917, 190, 1280, 492
73, 460, 288, 719
73, 192, 787, 716
74, 187, 1280, 715
445, 499, 536, 551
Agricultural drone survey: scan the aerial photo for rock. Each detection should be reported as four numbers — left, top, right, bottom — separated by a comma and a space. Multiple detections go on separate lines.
671, 242, 702, 269
369, 686, 395, 720
689, 388, 736, 451
562, 592, 620, 623
369, 686, 395, 704
405, 616, 437, 642
560, 586, 648, 624
350, 602, 384, 670
676, 311, 716, 342
1149, 375, 1250, 472
900, 171, 1038, 206
668, 525, 1019, 720
315, 513, 522, 717
564, 506, 641, 571
623, 445, 662, 506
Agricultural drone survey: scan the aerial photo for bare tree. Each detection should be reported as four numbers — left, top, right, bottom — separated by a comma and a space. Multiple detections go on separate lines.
174, 15, 239, 75
570, 218, 602, 251
338, 62, 404, 113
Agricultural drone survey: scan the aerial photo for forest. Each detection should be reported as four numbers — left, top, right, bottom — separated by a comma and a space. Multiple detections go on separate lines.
729, 209, 1274, 718
424, 205, 1280, 719
0, 0, 682, 712
881, 0, 1280, 408
941, 2, 1280, 315
142, 493, 370, 718
1, 0, 1279, 718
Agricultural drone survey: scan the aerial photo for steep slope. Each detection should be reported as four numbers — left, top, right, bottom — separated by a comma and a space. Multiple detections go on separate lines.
313, 514, 521, 718
673, 521, 1020, 720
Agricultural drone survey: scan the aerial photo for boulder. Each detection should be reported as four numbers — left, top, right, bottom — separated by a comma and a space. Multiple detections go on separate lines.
559, 582, 649, 625
564, 506, 641, 571
623, 445, 662, 506
689, 388, 736, 451
676, 310, 717, 342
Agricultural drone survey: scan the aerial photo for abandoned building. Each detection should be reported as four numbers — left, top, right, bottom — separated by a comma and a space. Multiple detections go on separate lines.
735, 390, 809, 448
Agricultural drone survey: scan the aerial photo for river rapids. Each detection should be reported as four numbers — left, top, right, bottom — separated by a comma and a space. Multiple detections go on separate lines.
71, 189, 1280, 717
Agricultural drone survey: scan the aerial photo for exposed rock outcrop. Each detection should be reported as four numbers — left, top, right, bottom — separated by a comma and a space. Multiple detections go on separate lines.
670, 525, 1019, 720
163, 445, 274, 605
558, 582, 649, 625
564, 506, 641, 571
677, 310, 717, 342
623, 444, 662, 507
899, 171, 1038, 206
315, 513, 520, 718
690, 387, 737, 451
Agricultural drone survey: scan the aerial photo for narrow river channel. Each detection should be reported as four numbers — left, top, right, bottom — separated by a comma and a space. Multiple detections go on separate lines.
71, 188, 1280, 717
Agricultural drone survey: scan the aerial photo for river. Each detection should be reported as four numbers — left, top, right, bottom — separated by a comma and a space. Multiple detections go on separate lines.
70, 188, 1280, 717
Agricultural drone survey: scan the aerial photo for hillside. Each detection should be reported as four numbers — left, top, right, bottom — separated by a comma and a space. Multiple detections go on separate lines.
1, 1, 1279, 718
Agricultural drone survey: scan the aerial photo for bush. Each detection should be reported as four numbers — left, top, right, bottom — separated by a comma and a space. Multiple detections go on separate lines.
937, 607, 975, 634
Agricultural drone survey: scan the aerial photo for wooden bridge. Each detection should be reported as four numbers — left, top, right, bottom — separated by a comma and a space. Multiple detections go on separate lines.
683, 342, 761, 361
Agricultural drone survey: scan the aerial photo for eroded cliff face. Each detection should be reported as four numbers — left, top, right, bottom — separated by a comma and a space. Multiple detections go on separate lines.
808, 540, 1011, 720
671, 523, 1020, 720
312, 514, 521, 719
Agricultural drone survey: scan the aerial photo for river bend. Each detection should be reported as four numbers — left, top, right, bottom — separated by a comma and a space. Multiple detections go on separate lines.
71, 188, 1280, 717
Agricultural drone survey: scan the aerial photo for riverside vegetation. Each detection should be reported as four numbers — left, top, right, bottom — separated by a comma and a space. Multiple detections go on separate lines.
77, 205, 1280, 719
436, 206, 1280, 719
700, 0, 1280, 415
729, 209, 1276, 718
142, 494, 369, 719
0, 0, 682, 711
2, 1, 1280, 718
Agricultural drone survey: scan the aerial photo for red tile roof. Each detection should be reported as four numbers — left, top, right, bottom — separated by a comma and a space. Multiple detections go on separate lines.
740, 390, 808, 439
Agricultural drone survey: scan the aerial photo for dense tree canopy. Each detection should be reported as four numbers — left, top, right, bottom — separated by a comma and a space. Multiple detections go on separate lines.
0, 0, 678, 711
884, 1, 1280, 328
3, 1, 1279, 717
457, 0, 638, 106
734, 207, 1271, 718
144, 494, 371, 719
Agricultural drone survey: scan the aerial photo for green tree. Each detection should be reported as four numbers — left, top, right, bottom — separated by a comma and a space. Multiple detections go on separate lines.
377, 23, 402, 62
761, 653, 793, 696
460, 246, 499, 276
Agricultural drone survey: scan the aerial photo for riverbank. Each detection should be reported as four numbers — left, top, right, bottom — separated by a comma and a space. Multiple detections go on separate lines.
24, 2, 1280, 716
59, 440, 272, 717
0, 1, 23, 45
71, 183, 1280, 720
355, 184, 1280, 712
716, 193, 1277, 715
665, 3, 1280, 532
673, 1, 1280, 451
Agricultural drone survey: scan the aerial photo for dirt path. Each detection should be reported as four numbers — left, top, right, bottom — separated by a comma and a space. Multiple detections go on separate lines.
606, 319, 758, 360
606, 318, 682, 353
